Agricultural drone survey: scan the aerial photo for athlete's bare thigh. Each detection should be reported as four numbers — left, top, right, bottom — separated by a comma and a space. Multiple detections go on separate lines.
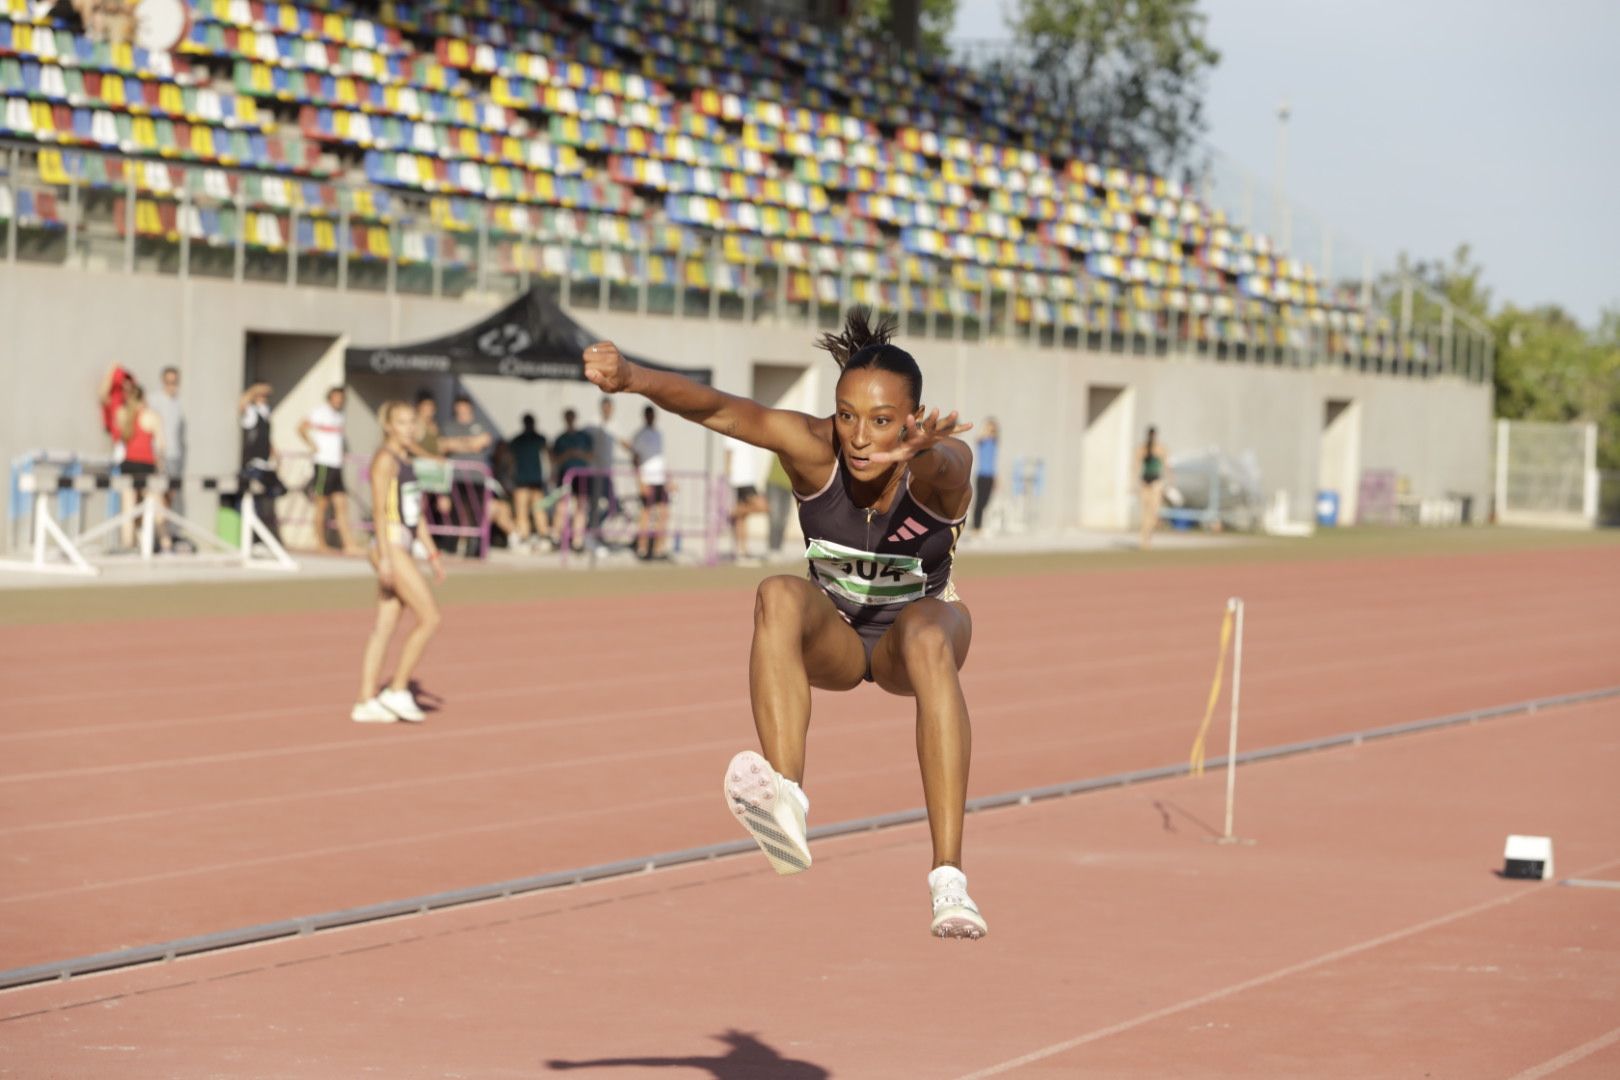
756, 575, 868, 692
870, 598, 973, 697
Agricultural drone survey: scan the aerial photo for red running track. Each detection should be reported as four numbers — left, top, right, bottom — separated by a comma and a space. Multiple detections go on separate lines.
2, 689, 1617, 1077
1, 547, 1617, 970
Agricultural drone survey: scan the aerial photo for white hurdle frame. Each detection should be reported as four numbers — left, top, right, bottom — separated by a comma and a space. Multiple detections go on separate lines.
0, 473, 297, 576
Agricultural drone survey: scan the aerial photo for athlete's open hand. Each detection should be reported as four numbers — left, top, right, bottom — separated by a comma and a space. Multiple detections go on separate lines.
582, 341, 633, 393
867, 409, 972, 464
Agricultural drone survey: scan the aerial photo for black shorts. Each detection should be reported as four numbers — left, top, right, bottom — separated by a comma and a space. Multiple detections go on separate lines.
734, 485, 760, 503
643, 483, 669, 505
120, 461, 156, 493
566, 472, 591, 499
311, 463, 346, 497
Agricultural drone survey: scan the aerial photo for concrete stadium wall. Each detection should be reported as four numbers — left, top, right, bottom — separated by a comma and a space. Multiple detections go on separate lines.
0, 263, 1494, 545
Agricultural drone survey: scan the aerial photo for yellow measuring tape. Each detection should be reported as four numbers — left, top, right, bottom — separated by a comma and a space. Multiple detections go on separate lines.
1188, 605, 1236, 777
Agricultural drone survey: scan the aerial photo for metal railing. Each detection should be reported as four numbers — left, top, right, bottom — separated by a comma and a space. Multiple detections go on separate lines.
0, 138, 1492, 381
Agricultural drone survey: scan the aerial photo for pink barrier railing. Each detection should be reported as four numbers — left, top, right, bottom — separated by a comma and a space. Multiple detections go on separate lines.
554, 465, 728, 568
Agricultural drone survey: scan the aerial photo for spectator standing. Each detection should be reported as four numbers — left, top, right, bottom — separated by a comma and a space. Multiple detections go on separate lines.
630, 405, 670, 560
239, 381, 283, 542
1139, 425, 1170, 550
151, 366, 187, 533
299, 385, 362, 555
582, 396, 620, 534
116, 381, 165, 551
726, 436, 766, 562
439, 394, 494, 554
551, 407, 593, 551
413, 390, 441, 454
972, 417, 999, 533
509, 413, 552, 550
97, 364, 135, 520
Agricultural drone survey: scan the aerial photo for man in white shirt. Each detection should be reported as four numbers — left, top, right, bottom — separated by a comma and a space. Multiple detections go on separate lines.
629, 405, 669, 560
298, 385, 361, 554
726, 435, 766, 563
151, 366, 188, 545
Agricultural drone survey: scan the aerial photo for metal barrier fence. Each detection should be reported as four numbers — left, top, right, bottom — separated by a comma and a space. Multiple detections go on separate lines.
553, 466, 729, 567
5, 449, 496, 560
0, 138, 1492, 381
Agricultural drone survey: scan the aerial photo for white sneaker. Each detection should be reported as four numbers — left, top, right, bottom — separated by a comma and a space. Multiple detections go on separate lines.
722, 750, 811, 875
351, 698, 397, 724
928, 866, 988, 940
377, 687, 425, 722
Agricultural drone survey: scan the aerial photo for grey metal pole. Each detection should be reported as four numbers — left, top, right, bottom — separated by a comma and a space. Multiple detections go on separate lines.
898, 253, 910, 332
386, 219, 398, 295
233, 185, 245, 282
337, 204, 349, 291
637, 229, 650, 315
4, 146, 16, 264
476, 206, 489, 294
432, 217, 443, 298
123, 167, 136, 272
1274, 102, 1291, 252
177, 183, 190, 280
708, 232, 720, 321
287, 205, 298, 287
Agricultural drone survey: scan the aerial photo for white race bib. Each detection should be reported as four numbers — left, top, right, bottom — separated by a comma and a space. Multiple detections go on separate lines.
805, 537, 926, 607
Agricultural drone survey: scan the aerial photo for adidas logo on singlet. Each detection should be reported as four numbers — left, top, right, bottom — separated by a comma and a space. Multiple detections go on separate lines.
887, 517, 930, 543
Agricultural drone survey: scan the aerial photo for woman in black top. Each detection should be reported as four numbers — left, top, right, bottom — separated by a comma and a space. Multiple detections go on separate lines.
583, 309, 987, 938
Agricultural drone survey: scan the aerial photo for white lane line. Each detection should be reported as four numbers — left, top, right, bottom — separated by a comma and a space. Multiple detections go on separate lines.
955, 854, 1620, 1079
1509, 1024, 1620, 1080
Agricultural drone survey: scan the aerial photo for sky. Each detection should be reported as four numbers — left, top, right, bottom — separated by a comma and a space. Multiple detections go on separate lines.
948, 0, 1620, 327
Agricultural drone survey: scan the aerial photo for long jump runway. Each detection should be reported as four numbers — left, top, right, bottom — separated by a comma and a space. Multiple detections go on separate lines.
2, 688, 1616, 1077
0, 547, 1617, 974
0, 544, 1613, 1068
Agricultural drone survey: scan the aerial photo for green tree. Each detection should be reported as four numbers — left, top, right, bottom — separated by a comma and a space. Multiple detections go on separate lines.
1006, 0, 1221, 171
855, 0, 957, 55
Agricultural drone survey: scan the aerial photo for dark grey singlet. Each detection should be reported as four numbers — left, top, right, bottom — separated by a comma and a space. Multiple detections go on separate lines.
796, 459, 966, 649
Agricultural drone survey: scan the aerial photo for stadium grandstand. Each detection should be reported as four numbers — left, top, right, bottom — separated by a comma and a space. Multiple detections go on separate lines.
0, 0, 1496, 366
1, 0, 1499, 550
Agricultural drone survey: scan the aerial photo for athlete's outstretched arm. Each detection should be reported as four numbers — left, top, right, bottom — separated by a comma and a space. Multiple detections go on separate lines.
582, 341, 831, 469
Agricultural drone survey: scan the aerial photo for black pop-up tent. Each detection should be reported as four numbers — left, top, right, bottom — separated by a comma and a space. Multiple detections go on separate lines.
344, 287, 712, 384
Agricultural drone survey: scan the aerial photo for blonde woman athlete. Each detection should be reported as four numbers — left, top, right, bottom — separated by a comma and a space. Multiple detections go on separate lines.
583, 310, 986, 939
352, 401, 444, 724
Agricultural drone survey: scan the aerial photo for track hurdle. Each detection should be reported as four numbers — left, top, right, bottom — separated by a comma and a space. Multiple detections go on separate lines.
0, 472, 297, 576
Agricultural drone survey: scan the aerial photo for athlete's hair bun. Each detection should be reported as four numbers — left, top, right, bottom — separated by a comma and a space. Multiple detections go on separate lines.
814, 306, 898, 368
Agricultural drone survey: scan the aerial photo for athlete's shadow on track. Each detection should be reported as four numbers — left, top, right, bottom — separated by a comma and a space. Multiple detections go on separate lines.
547, 1029, 829, 1079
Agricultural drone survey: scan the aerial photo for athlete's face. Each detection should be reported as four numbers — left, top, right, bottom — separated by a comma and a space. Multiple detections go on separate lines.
835, 368, 921, 481
387, 406, 416, 446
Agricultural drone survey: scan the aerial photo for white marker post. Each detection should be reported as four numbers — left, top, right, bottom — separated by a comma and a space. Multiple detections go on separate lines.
1219, 597, 1250, 845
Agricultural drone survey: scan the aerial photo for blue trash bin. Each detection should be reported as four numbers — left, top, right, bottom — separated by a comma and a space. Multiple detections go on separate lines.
1316, 490, 1341, 527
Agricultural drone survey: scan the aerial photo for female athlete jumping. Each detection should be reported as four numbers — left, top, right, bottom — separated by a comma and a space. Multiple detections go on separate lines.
583, 310, 986, 938
352, 400, 444, 724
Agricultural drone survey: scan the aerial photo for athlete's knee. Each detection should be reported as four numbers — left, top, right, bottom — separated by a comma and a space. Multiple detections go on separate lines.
897, 614, 955, 670
754, 575, 806, 631
417, 606, 442, 634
